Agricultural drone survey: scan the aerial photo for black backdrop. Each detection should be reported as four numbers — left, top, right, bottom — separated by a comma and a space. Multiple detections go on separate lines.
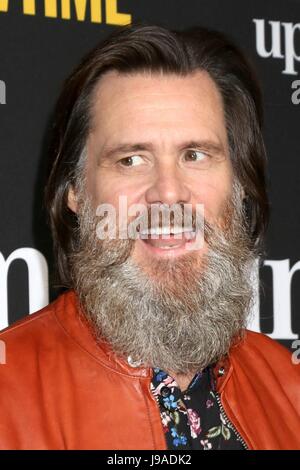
1, 0, 300, 352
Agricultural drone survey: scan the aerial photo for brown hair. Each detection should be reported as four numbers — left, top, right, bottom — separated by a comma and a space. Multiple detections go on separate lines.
45, 22, 270, 287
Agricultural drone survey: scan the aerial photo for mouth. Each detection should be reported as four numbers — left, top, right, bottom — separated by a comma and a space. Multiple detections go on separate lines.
137, 228, 201, 258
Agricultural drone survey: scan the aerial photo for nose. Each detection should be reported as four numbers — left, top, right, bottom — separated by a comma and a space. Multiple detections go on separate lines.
145, 163, 191, 206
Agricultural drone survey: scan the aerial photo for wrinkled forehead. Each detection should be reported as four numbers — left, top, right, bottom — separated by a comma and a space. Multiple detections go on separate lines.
88, 69, 228, 152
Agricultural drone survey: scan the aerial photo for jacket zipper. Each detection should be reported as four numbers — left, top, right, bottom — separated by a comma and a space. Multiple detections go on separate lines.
215, 391, 249, 450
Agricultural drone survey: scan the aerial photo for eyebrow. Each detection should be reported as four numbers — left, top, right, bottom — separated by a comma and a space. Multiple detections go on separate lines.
98, 140, 225, 163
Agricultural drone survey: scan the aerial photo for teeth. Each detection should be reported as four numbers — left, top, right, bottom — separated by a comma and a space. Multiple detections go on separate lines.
159, 244, 183, 250
140, 227, 195, 236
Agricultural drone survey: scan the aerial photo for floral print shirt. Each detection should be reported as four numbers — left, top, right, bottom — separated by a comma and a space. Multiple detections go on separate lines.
150, 366, 246, 450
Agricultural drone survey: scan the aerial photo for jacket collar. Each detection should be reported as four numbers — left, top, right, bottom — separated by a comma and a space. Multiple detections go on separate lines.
54, 289, 234, 389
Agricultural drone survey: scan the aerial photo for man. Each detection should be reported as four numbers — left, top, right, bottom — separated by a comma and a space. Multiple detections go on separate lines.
0, 23, 299, 450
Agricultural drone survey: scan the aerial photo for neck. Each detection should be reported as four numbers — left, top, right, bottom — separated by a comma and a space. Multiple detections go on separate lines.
168, 370, 197, 392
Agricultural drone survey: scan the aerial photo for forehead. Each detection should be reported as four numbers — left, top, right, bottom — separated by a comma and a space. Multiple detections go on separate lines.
89, 70, 227, 145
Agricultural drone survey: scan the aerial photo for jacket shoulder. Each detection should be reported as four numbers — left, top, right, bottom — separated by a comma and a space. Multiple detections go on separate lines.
242, 329, 292, 357
0, 292, 66, 341
241, 330, 292, 362
230, 329, 300, 379
0, 291, 75, 368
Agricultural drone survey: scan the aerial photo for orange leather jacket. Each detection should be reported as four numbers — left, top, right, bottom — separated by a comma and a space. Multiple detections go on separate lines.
0, 289, 299, 450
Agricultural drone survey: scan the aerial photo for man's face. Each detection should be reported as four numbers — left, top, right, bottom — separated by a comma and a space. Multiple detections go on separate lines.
67, 70, 254, 374
69, 70, 233, 270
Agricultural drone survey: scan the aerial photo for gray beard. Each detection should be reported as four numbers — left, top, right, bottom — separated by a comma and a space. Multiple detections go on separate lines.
70, 182, 257, 374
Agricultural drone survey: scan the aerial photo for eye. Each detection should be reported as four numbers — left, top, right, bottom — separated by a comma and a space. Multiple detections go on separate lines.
118, 155, 144, 167
185, 150, 207, 162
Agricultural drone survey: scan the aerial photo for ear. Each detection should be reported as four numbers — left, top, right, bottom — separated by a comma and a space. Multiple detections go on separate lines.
67, 185, 78, 214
